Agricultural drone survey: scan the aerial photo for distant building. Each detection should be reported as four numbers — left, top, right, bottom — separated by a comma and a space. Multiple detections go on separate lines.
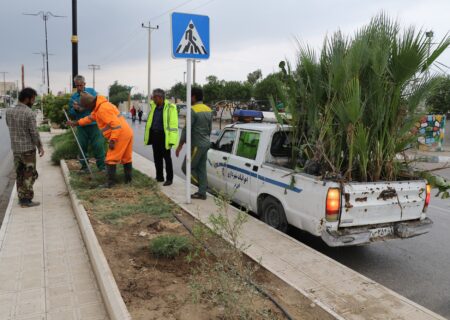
0, 82, 17, 95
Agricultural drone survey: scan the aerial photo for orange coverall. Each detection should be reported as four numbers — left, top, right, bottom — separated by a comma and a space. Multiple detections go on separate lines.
78, 96, 133, 165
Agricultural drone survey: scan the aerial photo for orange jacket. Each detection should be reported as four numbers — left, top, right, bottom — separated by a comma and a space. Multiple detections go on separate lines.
78, 96, 132, 142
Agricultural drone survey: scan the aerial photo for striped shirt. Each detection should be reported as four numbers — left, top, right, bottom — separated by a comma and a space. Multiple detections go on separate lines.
5, 103, 42, 153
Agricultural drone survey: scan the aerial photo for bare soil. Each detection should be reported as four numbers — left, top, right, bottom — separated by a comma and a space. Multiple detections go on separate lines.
66, 160, 331, 320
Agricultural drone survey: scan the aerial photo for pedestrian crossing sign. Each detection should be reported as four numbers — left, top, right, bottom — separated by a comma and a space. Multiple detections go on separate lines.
171, 12, 210, 60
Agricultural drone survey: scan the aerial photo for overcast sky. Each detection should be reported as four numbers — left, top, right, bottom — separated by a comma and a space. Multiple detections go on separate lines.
1, 0, 449, 96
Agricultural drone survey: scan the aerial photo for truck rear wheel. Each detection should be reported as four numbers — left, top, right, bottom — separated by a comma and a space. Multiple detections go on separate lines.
261, 197, 288, 233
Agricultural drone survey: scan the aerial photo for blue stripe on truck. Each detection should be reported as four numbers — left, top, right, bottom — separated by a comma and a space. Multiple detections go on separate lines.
213, 162, 302, 193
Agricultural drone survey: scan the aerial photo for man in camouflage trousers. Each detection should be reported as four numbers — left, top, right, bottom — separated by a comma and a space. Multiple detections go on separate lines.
6, 88, 44, 208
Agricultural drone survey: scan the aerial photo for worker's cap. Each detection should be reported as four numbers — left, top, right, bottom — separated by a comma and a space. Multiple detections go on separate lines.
79, 92, 96, 108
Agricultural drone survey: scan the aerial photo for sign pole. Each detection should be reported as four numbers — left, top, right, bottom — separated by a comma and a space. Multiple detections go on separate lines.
186, 59, 192, 204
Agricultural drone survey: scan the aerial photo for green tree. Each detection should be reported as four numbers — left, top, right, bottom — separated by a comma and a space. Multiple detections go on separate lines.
427, 76, 450, 114
203, 75, 224, 103
108, 81, 131, 106
222, 81, 252, 101
167, 82, 186, 101
253, 73, 283, 101
42, 94, 71, 127
131, 93, 145, 101
246, 69, 262, 86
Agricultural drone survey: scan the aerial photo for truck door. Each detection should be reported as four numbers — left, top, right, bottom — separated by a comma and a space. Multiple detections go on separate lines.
207, 129, 237, 194
226, 130, 261, 208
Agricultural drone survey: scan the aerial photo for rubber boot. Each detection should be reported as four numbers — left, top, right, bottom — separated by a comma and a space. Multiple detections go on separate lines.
123, 163, 132, 184
100, 164, 116, 188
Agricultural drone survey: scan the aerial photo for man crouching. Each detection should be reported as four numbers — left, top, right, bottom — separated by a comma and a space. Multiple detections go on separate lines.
68, 93, 133, 187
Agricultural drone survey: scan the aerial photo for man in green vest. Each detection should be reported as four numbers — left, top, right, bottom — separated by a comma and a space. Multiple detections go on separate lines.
144, 89, 179, 186
176, 87, 212, 200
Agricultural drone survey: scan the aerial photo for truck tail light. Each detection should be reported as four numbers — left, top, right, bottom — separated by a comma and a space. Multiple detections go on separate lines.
326, 188, 341, 222
423, 184, 431, 212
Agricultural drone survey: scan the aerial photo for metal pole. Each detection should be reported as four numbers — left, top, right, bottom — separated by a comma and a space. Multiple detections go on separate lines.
72, 0, 78, 91
193, 60, 196, 85
63, 109, 93, 176
142, 22, 158, 105
88, 64, 100, 89
44, 14, 50, 94
186, 59, 192, 204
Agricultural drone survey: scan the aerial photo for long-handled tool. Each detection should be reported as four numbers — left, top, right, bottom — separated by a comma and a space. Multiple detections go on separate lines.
63, 109, 93, 176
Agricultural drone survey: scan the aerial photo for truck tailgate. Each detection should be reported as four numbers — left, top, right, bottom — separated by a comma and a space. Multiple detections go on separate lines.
339, 180, 426, 228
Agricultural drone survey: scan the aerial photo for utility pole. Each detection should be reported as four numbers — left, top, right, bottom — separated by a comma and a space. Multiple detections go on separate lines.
23, 11, 66, 94
33, 52, 54, 86
72, 0, 78, 91
183, 71, 186, 84
21, 65, 25, 89
141, 21, 159, 105
88, 64, 100, 89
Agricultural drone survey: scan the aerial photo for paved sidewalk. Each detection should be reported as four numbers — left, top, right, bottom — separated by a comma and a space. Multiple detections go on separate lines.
0, 134, 108, 320
133, 152, 446, 320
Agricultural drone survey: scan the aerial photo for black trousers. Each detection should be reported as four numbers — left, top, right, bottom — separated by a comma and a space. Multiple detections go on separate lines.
150, 130, 173, 181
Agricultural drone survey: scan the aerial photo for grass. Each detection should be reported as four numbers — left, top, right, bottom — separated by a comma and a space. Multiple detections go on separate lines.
149, 235, 192, 258
38, 124, 51, 132
69, 165, 174, 223
51, 132, 78, 165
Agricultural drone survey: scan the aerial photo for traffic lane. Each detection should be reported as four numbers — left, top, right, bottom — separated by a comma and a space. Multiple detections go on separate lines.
0, 112, 14, 223
289, 204, 450, 318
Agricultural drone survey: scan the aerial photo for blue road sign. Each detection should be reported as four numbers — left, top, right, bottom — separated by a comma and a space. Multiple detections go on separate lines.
171, 12, 210, 60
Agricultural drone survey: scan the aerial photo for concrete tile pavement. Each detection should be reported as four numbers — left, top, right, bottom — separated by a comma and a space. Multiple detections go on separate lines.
132, 151, 446, 320
0, 134, 108, 320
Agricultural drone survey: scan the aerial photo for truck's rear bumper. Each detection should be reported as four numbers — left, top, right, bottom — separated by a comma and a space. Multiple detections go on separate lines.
321, 218, 433, 247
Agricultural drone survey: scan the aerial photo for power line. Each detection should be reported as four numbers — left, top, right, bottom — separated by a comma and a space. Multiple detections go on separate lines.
149, 0, 195, 22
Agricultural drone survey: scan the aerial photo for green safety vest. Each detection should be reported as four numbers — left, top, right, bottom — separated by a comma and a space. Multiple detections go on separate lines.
144, 99, 179, 149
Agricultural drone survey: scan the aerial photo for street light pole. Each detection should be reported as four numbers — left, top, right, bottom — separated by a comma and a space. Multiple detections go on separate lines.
142, 22, 159, 105
88, 64, 100, 89
72, 0, 78, 92
23, 11, 66, 94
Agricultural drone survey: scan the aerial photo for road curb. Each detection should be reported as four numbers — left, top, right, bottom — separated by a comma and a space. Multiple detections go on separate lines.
60, 160, 131, 320
0, 182, 16, 250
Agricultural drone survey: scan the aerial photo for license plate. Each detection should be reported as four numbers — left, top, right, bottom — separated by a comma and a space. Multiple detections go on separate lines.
370, 226, 394, 238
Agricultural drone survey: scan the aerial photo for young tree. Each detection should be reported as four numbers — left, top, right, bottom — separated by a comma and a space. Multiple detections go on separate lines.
427, 76, 450, 114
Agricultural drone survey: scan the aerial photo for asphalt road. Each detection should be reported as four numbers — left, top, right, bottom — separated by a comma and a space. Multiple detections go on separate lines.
130, 118, 450, 318
0, 109, 14, 224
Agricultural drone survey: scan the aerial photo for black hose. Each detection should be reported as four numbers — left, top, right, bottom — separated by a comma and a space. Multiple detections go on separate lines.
171, 213, 294, 320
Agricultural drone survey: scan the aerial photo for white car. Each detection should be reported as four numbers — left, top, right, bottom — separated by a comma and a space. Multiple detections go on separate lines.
207, 123, 432, 247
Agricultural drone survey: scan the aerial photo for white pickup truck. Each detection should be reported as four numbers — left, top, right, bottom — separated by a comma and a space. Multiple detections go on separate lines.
207, 123, 433, 247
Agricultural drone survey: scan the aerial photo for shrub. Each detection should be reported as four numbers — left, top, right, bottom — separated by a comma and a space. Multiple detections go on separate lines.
43, 94, 71, 128
51, 132, 78, 165
149, 235, 191, 258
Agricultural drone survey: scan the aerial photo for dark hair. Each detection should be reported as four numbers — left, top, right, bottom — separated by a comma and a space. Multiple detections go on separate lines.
191, 87, 203, 101
19, 87, 38, 102
152, 88, 165, 99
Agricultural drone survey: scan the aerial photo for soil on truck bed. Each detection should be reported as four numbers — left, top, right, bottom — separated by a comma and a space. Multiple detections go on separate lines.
66, 160, 331, 320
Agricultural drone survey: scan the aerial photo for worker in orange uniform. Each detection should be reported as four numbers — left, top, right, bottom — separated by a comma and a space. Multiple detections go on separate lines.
67, 92, 134, 187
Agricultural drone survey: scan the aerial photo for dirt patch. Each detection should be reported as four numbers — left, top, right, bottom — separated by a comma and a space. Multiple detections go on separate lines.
66, 160, 331, 320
